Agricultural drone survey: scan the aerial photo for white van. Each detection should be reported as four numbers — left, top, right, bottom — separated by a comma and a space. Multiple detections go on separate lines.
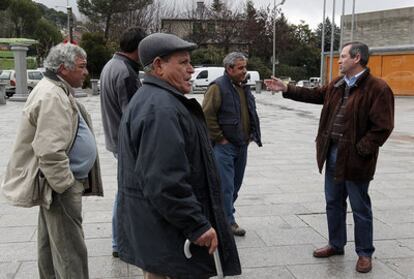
191, 67, 260, 92
244, 71, 260, 89
191, 67, 224, 93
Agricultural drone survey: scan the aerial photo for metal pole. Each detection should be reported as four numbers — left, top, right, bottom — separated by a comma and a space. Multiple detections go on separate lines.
67, 6, 73, 43
272, 0, 276, 76
329, 0, 336, 82
272, 0, 285, 77
351, 0, 355, 40
319, 0, 327, 84
339, 0, 345, 48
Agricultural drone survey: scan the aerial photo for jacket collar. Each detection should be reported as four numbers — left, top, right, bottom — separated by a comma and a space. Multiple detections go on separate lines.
114, 52, 140, 72
334, 68, 370, 88
223, 72, 248, 89
43, 70, 74, 96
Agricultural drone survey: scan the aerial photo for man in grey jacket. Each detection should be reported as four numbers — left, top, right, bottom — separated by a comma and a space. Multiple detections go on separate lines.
100, 27, 146, 257
2, 43, 103, 279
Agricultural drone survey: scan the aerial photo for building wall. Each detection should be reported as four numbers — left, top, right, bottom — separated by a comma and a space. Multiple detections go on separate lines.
342, 7, 414, 47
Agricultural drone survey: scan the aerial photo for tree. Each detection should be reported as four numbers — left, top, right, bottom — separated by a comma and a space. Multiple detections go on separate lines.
77, 0, 152, 40
35, 3, 68, 29
79, 32, 113, 78
191, 47, 224, 66
34, 18, 62, 66
315, 17, 341, 52
8, 0, 41, 37
211, 0, 225, 14
242, 0, 261, 55
0, 0, 10, 10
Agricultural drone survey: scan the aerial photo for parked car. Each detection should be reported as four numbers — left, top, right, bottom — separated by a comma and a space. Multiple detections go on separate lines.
190, 67, 260, 93
296, 80, 311, 87
0, 69, 44, 97
309, 77, 321, 87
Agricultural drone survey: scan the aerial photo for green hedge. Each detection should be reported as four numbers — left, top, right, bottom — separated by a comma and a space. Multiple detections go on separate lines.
0, 51, 14, 58
0, 57, 37, 70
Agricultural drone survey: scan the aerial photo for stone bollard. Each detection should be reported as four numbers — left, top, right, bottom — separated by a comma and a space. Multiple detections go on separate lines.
255, 80, 262, 94
0, 82, 6, 104
91, 79, 99, 95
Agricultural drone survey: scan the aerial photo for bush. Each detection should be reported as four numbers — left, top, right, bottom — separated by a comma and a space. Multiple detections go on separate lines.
191, 47, 225, 66
247, 56, 271, 80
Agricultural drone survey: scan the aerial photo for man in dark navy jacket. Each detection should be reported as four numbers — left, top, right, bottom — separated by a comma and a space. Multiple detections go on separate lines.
117, 33, 241, 279
202, 52, 262, 236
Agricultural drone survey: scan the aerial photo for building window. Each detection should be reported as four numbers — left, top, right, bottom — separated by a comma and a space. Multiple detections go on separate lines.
207, 23, 215, 33
193, 22, 202, 34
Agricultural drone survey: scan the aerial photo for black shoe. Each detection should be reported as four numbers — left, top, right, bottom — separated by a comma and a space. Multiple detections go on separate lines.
231, 223, 246, 236
112, 251, 119, 258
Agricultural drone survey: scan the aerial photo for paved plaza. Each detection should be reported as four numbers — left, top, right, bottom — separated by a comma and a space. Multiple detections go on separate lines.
0, 90, 413, 278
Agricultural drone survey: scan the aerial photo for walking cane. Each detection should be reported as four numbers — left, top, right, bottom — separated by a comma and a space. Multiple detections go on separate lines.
184, 239, 224, 279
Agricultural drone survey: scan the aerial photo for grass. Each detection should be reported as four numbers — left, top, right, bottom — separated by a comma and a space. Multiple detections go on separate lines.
0, 57, 38, 70
0, 51, 13, 58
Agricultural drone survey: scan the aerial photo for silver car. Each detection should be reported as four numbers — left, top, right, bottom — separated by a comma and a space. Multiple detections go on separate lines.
0, 69, 44, 97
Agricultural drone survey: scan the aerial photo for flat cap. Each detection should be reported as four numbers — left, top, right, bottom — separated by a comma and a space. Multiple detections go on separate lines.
138, 33, 197, 67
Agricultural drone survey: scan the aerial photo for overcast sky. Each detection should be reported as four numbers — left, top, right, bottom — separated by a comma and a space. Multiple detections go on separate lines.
35, 0, 414, 30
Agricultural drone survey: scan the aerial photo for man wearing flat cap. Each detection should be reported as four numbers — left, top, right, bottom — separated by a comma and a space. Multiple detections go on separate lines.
116, 33, 241, 279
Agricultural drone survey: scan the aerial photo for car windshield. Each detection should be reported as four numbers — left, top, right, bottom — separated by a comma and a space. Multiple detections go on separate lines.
0, 71, 11, 80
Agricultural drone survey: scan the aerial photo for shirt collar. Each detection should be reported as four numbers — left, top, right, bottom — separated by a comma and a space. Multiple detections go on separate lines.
344, 69, 366, 87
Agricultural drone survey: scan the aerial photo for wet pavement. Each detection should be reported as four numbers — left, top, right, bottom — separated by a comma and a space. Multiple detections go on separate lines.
0, 90, 413, 278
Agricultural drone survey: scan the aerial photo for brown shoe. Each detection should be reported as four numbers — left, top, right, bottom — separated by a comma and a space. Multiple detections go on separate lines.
231, 223, 246, 236
313, 245, 344, 258
356, 256, 372, 273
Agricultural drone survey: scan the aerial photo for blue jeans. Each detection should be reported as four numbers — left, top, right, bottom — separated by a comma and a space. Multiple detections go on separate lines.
213, 143, 248, 225
325, 143, 375, 257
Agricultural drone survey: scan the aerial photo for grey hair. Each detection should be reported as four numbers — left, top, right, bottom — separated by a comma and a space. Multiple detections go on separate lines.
44, 43, 87, 73
223, 52, 247, 69
341, 41, 370, 67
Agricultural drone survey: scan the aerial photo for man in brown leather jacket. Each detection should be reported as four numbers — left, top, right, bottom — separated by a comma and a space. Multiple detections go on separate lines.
265, 41, 394, 273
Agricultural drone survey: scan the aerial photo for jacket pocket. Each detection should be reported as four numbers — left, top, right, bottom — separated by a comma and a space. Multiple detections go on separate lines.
33, 170, 52, 206
347, 144, 377, 179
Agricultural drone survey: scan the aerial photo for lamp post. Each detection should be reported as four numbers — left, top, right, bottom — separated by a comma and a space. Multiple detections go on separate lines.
319, 0, 327, 85
56, 0, 72, 43
67, 5, 73, 43
272, 0, 285, 77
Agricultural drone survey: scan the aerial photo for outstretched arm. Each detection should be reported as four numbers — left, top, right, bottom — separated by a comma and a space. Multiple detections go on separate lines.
264, 76, 288, 92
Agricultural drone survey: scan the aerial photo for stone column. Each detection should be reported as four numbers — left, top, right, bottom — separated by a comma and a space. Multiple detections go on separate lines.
9, 45, 29, 102
0, 82, 6, 104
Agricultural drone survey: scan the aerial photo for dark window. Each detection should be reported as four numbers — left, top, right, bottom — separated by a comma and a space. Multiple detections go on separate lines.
197, 70, 208, 79
193, 22, 202, 34
28, 71, 43, 80
207, 23, 215, 33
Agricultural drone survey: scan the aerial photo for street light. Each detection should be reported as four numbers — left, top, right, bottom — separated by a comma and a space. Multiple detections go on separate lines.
55, 0, 72, 43
272, 0, 285, 77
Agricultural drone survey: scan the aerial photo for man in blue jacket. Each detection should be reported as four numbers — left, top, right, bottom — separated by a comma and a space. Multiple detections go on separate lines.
117, 33, 241, 278
202, 52, 262, 236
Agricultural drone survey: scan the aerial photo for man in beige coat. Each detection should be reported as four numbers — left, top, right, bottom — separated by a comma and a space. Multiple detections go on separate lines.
1, 43, 103, 279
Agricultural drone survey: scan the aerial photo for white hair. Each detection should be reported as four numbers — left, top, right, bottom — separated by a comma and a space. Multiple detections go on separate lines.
44, 43, 87, 73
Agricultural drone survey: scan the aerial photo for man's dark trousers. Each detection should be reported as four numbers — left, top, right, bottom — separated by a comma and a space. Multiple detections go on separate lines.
325, 143, 375, 257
